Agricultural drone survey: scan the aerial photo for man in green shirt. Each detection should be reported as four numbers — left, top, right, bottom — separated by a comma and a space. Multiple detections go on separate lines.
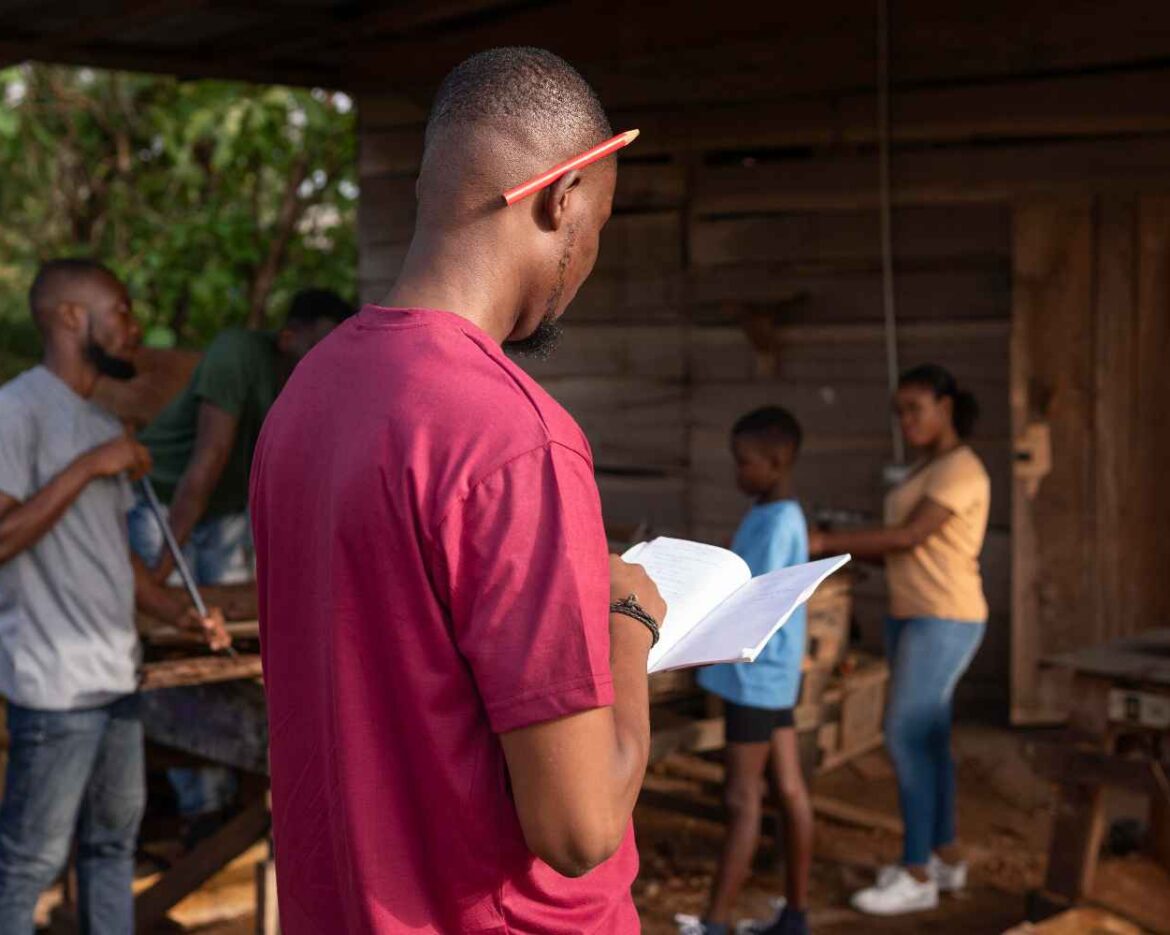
132, 289, 351, 585
129, 289, 350, 833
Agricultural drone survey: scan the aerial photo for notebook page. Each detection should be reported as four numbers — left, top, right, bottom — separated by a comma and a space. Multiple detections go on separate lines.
649, 555, 850, 673
621, 537, 750, 672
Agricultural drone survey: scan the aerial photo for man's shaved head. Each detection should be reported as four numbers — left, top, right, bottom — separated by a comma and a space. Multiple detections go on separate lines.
29, 258, 118, 331
391, 48, 620, 358
28, 257, 140, 381
425, 47, 611, 155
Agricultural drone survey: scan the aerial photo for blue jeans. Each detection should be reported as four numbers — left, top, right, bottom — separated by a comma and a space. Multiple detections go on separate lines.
127, 497, 253, 587
883, 616, 985, 866
128, 496, 247, 818
0, 695, 145, 934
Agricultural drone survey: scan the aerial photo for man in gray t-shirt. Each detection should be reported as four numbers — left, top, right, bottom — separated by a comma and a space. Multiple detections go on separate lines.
0, 259, 230, 933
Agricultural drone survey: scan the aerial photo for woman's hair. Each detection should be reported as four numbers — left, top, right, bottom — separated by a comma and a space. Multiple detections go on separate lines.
898, 363, 979, 438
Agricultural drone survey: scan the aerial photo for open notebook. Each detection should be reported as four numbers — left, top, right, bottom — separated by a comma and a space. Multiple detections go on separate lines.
621, 537, 850, 674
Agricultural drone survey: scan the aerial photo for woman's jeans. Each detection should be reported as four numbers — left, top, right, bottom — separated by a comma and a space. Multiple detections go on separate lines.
0, 695, 144, 934
884, 616, 985, 867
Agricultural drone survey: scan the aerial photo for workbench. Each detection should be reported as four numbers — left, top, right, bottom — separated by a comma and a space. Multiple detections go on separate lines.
1029, 629, 1170, 918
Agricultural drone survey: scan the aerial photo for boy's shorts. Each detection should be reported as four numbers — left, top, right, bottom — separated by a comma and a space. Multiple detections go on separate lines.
724, 700, 796, 744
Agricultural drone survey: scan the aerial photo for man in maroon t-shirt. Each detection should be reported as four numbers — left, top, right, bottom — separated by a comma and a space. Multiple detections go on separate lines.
250, 48, 666, 932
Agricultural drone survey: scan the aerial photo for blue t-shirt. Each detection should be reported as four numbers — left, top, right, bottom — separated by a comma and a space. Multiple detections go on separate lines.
696, 500, 809, 710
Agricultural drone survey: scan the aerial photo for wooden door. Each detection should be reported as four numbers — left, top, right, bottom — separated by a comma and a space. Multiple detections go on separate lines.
1010, 196, 1170, 724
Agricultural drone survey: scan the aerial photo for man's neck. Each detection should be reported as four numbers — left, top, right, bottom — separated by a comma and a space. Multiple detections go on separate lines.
42, 342, 98, 399
384, 230, 525, 344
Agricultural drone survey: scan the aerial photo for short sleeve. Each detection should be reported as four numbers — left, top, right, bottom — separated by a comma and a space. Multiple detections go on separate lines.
924, 452, 986, 516
0, 394, 35, 501
435, 442, 614, 734
193, 331, 252, 417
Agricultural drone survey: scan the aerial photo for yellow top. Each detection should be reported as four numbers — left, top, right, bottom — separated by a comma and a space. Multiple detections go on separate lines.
884, 445, 990, 622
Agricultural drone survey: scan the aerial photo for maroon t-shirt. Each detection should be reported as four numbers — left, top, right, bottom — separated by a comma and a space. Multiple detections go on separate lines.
250, 307, 639, 933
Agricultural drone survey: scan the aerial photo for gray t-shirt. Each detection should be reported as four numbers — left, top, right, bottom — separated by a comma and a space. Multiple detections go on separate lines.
0, 366, 139, 710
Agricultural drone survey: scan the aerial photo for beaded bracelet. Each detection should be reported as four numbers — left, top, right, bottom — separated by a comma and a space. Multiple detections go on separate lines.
609, 593, 660, 648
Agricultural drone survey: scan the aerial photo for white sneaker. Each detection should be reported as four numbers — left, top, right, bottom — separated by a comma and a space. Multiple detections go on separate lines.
736, 898, 785, 934
929, 854, 968, 893
675, 914, 713, 935
851, 867, 939, 916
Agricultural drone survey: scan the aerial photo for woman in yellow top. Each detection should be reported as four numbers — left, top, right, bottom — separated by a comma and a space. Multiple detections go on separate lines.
809, 364, 989, 917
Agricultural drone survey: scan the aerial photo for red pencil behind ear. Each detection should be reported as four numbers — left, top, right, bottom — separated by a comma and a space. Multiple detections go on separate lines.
501, 129, 640, 206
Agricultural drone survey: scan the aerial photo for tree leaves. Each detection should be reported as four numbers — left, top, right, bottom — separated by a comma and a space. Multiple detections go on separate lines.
0, 63, 357, 369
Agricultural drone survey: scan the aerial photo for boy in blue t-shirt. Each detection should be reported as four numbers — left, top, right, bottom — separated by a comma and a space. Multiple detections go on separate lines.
679, 407, 813, 935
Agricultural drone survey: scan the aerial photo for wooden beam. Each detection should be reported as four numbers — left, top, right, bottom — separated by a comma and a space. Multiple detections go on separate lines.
0, 36, 342, 89
134, 795, 270, 931
257, 0, 541, 62
344, 1, 1170, 103
696, 137, 1170, 215
594, 69, 1170, 158
50, 0, 203, 47
812, 794, 904, 835
1009, 200, 1095, 725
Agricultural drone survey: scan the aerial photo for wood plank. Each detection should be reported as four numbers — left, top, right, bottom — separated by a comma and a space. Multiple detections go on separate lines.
689, 379, 1011, 443
517, 324, 687, 380
696, 138, 1170, 214
344, 1, 1170, 104
143, 620, 259, 647
648, 715, 724, 764
609, 69, 1170, 156
597, 473, 687, 537
134, 796, 270, 931
357, 241, 410, 283
1010, 199, 1095, 724
139, 654, 263, 691
1135, 196, 1170, 629
1093, 198, 1140, 645
357, 175, 417, 246
569, 269, 686, 323
594, 211, 682, 273
358, 126, 425, 176
811, 794, 903, 835
1044, 780, 1107, 901
689, 265, 1010, 324
687, 320, 1010, 384
539, 377, 687, 469
691, 206, 1009, 267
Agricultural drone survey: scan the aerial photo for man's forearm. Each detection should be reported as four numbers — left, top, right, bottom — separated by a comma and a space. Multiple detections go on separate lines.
606, 615, 653, 823
133, 557, 189, 624
0, 455, 97, 564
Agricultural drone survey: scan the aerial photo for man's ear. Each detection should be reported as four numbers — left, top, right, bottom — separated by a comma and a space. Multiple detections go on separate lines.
59, 302, 86, 334
541, 169, 582, 232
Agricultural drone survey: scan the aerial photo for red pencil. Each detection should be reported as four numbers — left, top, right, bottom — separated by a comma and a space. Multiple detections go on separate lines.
502, 129, 640, 206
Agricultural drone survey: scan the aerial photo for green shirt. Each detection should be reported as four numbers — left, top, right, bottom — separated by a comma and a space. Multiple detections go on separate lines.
140, 329, 282, 517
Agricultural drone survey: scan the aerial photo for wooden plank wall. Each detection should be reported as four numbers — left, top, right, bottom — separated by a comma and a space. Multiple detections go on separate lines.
356, 57, 1170, 712
1011, 196, 1170, 722
356, 106, 1014, 706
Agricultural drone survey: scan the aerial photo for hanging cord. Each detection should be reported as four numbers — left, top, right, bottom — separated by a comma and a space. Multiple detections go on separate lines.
878, 0, 904, 465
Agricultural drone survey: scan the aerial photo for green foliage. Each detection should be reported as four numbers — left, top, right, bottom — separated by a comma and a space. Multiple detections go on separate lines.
0, 63, 357, 375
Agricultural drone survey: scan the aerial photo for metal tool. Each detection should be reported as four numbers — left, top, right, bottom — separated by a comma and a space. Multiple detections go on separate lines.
138, 476, 236, 658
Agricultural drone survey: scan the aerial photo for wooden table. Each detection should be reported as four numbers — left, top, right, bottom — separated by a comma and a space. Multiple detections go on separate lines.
1029, 629, 1170, 915
134, 647, 273, 932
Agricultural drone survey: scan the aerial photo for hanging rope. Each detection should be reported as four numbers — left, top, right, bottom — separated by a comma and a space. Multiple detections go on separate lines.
878, 0, 904, 464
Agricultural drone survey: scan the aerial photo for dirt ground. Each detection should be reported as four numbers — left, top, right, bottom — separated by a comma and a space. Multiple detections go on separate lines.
160, 724, 1168, 934
632, 724, 1055, 934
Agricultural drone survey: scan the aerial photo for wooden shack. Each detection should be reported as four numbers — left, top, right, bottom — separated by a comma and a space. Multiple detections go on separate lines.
5, 0, 1170, 722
